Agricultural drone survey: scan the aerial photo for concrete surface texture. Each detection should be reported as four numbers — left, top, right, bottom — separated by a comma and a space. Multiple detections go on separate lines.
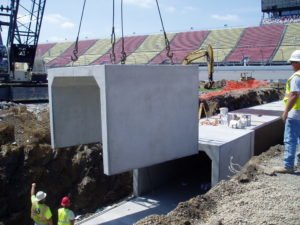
198, 125, 254, 186
48, 65, 199, 175
199, 65, 291, 81
78, 180, 204, 225
198, 101, 284, 185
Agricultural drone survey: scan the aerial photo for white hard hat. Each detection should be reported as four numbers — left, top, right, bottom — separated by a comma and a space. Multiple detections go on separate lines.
35, 191, 47, 202
288, 50, 300, 62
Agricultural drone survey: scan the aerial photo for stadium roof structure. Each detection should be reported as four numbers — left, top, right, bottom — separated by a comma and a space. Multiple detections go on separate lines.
262, 0, 300, 13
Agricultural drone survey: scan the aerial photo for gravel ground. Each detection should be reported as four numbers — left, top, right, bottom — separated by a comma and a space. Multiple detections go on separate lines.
136, 145, 300, 225
198, 154, 300, 225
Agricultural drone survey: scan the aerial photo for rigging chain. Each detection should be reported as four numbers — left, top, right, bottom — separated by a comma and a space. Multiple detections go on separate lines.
120, 0, 127, 64
110, 0, 117, 64
71, 0, 87, 62
155, 0, 173, 64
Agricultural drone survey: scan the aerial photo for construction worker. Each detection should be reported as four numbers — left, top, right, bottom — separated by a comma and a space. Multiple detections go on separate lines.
57, 196, 75, 225
30, 183, 53, 225
273, 50, 300, 173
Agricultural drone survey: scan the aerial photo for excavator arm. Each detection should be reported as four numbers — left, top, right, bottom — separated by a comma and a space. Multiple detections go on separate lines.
182, 44, 214, 89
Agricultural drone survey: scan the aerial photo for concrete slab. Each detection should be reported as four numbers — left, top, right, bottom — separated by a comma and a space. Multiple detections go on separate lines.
48, 65, 199, 175
234, 101, 284, 117
249, 100, 284, 111
198, 125, 254, 186
235, 101, 285, 155
78, 180, 204, 225
198, 101, 285, 185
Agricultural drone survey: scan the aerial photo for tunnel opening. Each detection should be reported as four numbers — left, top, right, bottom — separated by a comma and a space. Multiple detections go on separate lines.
133, 151, 212, 197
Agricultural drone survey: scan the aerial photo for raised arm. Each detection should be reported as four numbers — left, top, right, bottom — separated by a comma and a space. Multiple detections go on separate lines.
31, 183, 36, 196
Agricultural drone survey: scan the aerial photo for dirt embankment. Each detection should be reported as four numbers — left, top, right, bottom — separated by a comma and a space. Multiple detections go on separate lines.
0, 104, 132, 225
201, 87, 284, 116
136, 145, 300, 225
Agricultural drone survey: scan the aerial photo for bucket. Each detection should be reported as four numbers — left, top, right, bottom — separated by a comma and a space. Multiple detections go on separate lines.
244, 114, 251, 126
220, 107, 228, 115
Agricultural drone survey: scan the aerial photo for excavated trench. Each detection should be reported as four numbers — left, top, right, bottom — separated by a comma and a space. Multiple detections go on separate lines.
0, 83, 284, 225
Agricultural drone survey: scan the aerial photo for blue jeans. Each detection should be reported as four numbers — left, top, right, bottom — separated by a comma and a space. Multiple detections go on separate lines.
284, 118, 300, 168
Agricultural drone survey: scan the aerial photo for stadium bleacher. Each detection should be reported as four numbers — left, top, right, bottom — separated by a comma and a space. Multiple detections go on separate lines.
47, 39, 98, 67
43, 42, 73, 64
40, 23, 300, 67
69, 39, 113, 66
226, 24, 285, 64
36, 43, 56, 57
91, 35, 147, 65
273, 23, 300, 62
150, 30, 209, 64
262, 15, 300, 25
193, 28, 244, 63
125, 33, 175, 64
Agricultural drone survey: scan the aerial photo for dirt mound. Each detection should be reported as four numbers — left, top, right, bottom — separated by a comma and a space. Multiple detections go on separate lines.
0, 105, 132, 225
201, 80, 269, 100
0, 123, 14, 145
201, 88, 284, 116
135, 145, 299, 225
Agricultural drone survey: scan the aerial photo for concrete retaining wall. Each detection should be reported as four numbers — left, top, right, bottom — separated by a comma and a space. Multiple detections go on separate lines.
199, 65, 291, 81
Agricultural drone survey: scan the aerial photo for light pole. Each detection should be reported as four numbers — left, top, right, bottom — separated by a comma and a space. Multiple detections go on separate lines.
260, 49, 264, 65
280, 49, 284, 61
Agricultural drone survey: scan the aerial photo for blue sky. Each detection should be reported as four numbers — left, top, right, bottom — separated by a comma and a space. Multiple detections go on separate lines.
34, 0, 261, 43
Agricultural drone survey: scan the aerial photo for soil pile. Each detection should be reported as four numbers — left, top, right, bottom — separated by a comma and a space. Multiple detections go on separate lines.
0, 104, 132, 225
136, 145, 300, 225
201, 87, 284, 116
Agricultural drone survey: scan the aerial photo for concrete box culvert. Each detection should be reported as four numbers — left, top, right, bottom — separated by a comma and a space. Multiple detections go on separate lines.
48, 65, 199, 176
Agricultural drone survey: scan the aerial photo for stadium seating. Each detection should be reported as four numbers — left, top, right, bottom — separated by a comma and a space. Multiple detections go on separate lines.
47, 39, 98, 67
70, 39, 112, 66
193, 28, 244, 63
150, 30, 209, 64
38, 23, 300, 66
226, 24, 285, 63
273, 23, 300, 62
91, 35, 147, 65
36, 43, 56, 57
43, 42, 73, 64
125, 33, 175, 64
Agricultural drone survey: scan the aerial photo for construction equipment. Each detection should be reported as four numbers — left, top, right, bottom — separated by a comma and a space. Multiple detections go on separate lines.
0, 0, 47, 102
182, 44, 214, 89
240, 72, 255, 81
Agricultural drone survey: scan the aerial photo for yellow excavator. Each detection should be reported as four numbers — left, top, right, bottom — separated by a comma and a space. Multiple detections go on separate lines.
182, 44, 214, 89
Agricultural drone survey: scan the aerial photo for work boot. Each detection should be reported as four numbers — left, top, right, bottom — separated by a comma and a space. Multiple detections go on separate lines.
272, 166, 295, 174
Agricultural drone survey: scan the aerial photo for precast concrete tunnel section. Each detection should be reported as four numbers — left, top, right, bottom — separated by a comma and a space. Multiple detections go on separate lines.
48, 64, 285, 198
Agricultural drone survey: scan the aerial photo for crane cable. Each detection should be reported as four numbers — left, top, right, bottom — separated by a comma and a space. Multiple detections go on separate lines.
155, 0, 173, 64
71, 0, 87, 62
120, 0, 127, 64
110, 0, 117, 64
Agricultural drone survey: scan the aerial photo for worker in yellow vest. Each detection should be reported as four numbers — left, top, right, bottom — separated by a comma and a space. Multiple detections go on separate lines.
57, 196, 75, 225
273, 50, 300, 173
30, 183, 53, 225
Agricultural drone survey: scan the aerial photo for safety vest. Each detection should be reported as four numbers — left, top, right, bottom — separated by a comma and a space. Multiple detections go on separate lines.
31, 202, 48, 225
58, 208, 73, 225
284, 71, 300, 110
